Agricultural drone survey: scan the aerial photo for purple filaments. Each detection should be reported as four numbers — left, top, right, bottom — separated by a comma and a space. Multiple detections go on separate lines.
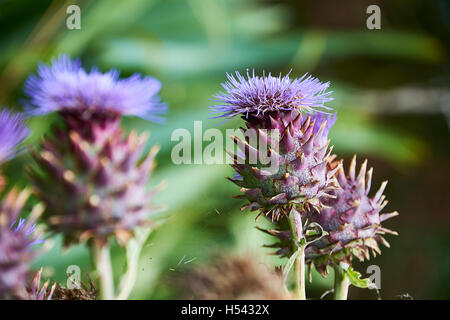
25, 54, 167, 123
211, 70, 333, 121
0, 109, 29, 164
11, 218, 44, 250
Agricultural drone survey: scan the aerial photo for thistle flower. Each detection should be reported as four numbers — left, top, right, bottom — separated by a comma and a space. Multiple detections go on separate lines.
0, 188, 44, 299
0, 109, 29, 165
213, 71, 336, 218
211, 70, 332, 121
219, 81, 338, 219
25, 54, 166, 123
234, 112, 339, 219
27, 55, 165, 246
304, 156, 399, 276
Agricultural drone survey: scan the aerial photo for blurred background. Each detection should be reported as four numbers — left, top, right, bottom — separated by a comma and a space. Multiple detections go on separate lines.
0, 0, 449, 299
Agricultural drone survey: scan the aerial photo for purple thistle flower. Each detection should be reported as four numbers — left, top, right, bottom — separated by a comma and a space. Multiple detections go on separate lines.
25, 54, 167, 123
212, 71, 338, 219
0, 109, 29, 164
0, 188, 43, 299
304, 156, 399, 276
27, 56, 166, 246
211, 70, 333, 121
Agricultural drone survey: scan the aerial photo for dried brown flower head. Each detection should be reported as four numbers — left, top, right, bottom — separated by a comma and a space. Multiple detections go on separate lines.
180, 255, 290, 300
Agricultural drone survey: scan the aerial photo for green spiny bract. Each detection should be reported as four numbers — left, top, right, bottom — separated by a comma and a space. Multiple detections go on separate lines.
229, 111, 340, 220
304, 155, 399, 276
29, 112, 160, 246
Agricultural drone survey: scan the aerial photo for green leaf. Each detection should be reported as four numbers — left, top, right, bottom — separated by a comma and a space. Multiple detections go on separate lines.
344, 267, 372, 289
282, 247, 301, 282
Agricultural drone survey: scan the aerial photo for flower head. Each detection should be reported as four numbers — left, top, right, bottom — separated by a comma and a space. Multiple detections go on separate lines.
304, 156, 399, 276
30, 128, 162, 246
211, 70, 333, 121
0, 109, 29, 164
228, 111, 339, 220
25, 54, 166, 123
0, 188, 43, 299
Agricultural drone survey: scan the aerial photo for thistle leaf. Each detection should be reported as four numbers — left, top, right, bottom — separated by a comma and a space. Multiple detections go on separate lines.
344, 267, 372, 289
282, 247, 301, 282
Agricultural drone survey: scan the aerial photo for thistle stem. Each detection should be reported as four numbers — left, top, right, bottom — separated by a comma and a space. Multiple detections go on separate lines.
294, 243, 306, 300
333, 264, 350, 300
116, 255, 138, 300
288, 207, 306, 300
94, 242, 115, 300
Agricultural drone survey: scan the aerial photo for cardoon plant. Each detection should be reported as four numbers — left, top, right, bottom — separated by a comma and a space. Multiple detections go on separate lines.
212, 71, 338, 299
25, 54, 166, 300
212, 70, 399, 300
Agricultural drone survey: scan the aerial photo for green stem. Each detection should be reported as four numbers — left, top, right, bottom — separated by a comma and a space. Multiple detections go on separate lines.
94, 242, 115, 300
116, 253, 138, 300
117, 227, 153, 300
333, 264, 350, 300
116, 243, 140, 300
288, 208, 306, 300
294, 243, 306, 300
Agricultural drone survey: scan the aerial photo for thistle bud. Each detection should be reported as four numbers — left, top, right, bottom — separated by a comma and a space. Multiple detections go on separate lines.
305, 156, 399, 276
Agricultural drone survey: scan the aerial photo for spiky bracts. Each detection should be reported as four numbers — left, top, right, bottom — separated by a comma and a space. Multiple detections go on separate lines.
25, 54, 166, 122
0, 188, 43, 299
213, 71, 336, 219
28, 268, 56, 300
304, 156, 399, 276
29, 115, 160, 246
256, 221, 293, 258
52, 281, 97, 300
181, 255, 289, 300
229, 111, 339, 220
